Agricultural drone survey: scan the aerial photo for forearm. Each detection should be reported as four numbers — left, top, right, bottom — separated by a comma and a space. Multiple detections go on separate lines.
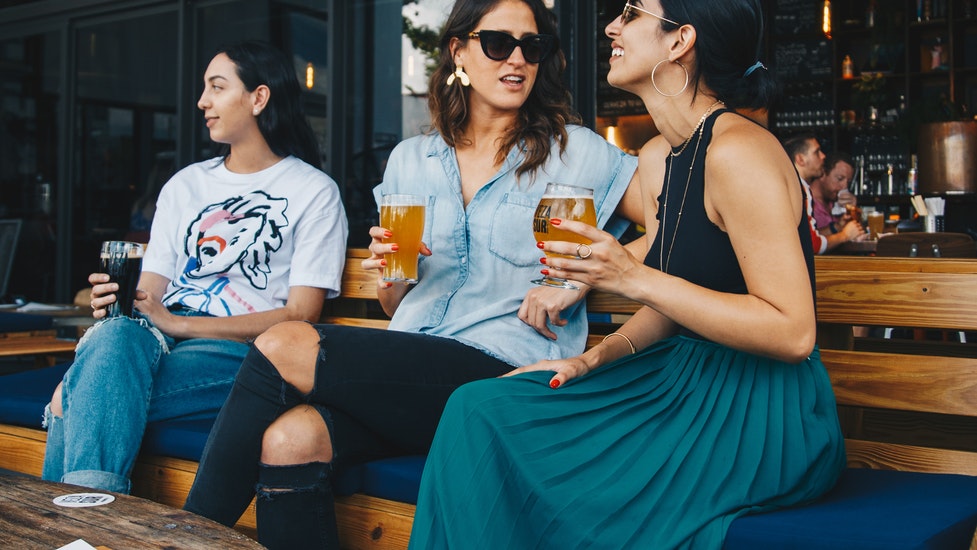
617, 265, 815, 362
161, 307, 310, 342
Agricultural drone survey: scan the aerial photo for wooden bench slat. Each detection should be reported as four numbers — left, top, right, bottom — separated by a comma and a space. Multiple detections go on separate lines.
844, 439, 977, 475
822, 349, 977, 417
816, 269, 977, 330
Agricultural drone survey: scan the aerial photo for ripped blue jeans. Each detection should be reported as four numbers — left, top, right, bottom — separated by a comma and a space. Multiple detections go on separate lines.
42, 311, 247, 493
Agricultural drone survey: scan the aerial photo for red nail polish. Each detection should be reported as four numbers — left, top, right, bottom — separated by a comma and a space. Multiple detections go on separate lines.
380, 260, 387, 266
550, 379, 561, 389
550, 218, 562, 226
390, 244, 399, 252
383, 230, 392, 238
536, 241, 545, 249
540, 269, 549, 276
539, 257, 547, 265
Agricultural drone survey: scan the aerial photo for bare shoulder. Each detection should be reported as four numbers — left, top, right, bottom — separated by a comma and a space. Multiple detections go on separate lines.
706, 113, 795, 189
638, 134, 670, 162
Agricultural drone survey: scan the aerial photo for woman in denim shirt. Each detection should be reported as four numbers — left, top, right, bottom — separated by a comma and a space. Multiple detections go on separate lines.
184, 0, 641, 548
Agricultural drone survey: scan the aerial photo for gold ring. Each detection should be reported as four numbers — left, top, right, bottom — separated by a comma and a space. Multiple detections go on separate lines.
575, 243, 593, 259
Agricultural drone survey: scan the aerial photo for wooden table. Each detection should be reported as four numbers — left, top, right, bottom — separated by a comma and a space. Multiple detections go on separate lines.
0, 332, 77, 358
833, 239, 878, 255
0, 475, 264, 549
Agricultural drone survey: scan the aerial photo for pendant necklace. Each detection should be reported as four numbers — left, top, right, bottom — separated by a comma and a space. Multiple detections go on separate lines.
660, 102, 722, 273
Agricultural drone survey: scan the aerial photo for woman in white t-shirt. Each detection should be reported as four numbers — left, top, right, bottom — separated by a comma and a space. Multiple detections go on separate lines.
41, 40, 348, 495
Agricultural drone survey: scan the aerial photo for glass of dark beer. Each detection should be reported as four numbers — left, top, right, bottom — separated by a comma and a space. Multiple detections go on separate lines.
99, 241, 144, 318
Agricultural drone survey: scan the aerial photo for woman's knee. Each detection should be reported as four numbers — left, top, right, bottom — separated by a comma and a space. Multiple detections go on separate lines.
49, 382, 64, 417
253, 321, 320, 391
261, 405, 333, 465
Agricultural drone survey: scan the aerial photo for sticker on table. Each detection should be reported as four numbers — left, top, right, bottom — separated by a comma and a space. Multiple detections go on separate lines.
53, 493, 116, 507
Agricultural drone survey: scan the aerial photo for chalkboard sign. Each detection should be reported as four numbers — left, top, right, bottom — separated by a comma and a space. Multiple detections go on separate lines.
773, 0, 820, 36
596, 34, 647, 118
773, 40, 832, 81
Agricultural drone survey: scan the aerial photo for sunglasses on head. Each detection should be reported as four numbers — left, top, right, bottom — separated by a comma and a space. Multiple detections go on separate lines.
467, 30, 555, 64
621, 1, 680, 26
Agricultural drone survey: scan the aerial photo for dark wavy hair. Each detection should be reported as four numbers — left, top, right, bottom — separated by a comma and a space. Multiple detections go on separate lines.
656, 0, 780, 110
428, 0, 580, 181
213, 40, 322, 167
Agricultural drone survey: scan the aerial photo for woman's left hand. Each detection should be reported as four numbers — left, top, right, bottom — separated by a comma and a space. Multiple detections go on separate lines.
502, 356, 592, 389
518, 285, 586, 340
133, 289, 173, 329
537, 219, 640, 292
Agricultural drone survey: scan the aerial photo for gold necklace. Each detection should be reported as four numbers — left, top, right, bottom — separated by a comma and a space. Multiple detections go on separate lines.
669, 100, 723, 158
660, 108, 713, 273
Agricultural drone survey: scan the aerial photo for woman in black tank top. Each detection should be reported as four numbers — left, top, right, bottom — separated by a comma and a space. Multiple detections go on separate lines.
409, 1, 845, 548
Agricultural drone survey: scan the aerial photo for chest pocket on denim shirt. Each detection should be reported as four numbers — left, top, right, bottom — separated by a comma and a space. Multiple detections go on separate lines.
488, 191, 539, 267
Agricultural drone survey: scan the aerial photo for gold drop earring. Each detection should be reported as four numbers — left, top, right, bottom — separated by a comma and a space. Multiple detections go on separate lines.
446, 63, 470, 87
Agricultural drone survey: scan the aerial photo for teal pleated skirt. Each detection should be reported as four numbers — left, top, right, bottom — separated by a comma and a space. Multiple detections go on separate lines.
408, 336, 846, 550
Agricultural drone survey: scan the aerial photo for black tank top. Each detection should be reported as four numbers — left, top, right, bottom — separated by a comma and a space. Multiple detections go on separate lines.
644, 109, 816, 336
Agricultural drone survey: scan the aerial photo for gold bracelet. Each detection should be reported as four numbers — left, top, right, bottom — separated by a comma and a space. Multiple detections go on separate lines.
602, 332, 635, 355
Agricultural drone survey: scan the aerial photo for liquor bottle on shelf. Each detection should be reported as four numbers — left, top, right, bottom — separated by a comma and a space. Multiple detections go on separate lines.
907, 155, 918, 195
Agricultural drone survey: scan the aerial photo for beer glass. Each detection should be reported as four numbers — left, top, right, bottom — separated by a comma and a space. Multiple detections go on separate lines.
380, 194, 426, 284
867, 211, 884, 241
531, 183, 596, 290
100, 241, 145, 318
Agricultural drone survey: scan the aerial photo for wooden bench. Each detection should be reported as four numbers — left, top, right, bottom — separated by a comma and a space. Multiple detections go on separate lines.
2, 253, 976, 548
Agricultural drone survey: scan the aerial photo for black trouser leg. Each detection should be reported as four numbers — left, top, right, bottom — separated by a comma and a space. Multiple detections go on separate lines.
256, 461, 339, 550
184, 345, 304, 526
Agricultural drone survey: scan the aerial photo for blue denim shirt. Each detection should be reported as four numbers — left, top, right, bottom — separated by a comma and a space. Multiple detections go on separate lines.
374, 125, 637, 367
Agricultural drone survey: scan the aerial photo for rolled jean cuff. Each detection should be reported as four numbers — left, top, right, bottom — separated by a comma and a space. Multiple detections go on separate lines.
62, 469, 131, 494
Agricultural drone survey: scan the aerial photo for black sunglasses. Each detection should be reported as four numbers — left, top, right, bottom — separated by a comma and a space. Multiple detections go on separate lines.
467, 30, 555, 64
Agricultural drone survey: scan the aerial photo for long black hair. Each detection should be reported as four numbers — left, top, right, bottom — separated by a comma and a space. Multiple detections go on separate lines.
428, 0, 580, 180
657, 0, 779, 110
213, 40, 322, 167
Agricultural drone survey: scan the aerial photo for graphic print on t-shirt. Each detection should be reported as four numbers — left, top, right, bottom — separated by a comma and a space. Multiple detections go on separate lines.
165, 191, 289, 315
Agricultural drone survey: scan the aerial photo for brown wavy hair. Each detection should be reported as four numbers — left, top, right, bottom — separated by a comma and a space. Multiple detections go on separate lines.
428, 0, 580, 181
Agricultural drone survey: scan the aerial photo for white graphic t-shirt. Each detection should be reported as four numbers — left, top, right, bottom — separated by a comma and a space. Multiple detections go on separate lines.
142, 156, 348, 317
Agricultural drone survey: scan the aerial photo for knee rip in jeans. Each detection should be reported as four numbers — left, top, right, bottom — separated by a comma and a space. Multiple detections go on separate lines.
255, 462, 332, 500
42, 403, 55, 429
77, 315, 169, 354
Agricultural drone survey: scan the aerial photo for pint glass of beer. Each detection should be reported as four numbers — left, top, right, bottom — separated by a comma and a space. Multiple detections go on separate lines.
380, 194, 426, 284
99, 241, 145, 318
531, 183, 596, 290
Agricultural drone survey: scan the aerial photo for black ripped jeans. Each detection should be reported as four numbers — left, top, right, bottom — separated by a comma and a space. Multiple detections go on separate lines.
184, 324, 512, 549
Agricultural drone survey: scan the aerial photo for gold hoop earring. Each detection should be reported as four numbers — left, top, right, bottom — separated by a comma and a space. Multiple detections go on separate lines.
651, 59, 689, 98
446, 64, 470, 87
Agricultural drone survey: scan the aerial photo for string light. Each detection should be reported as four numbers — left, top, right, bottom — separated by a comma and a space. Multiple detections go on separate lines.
822, 0, 832, 39
305, 62, 314, 89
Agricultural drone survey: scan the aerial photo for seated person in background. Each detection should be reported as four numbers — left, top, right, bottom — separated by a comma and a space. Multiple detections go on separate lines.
182, 1, 643, 548
407, 0, 845, 547
41, 40, 348, 494
810, 152, 865, 251
783, 133, 862, 253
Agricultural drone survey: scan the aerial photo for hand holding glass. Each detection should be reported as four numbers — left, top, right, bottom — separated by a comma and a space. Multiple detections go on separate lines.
99, 241, 144, 318
532, 183, 596, 290
380, 194, 426, 284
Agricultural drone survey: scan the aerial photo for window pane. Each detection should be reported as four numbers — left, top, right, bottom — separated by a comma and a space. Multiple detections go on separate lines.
0, 31, 60, 301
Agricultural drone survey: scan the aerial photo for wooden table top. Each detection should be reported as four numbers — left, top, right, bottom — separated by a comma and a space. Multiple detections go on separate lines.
0, 475, 263, 549
0, 333, 77, 358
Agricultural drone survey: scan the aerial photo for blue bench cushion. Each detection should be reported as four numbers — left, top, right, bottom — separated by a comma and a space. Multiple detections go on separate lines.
4, 365, 977, 548
0, 362, 68, 427
0, 364, 415, 497
725, 468, 977, 549
0, 311, 54, 333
